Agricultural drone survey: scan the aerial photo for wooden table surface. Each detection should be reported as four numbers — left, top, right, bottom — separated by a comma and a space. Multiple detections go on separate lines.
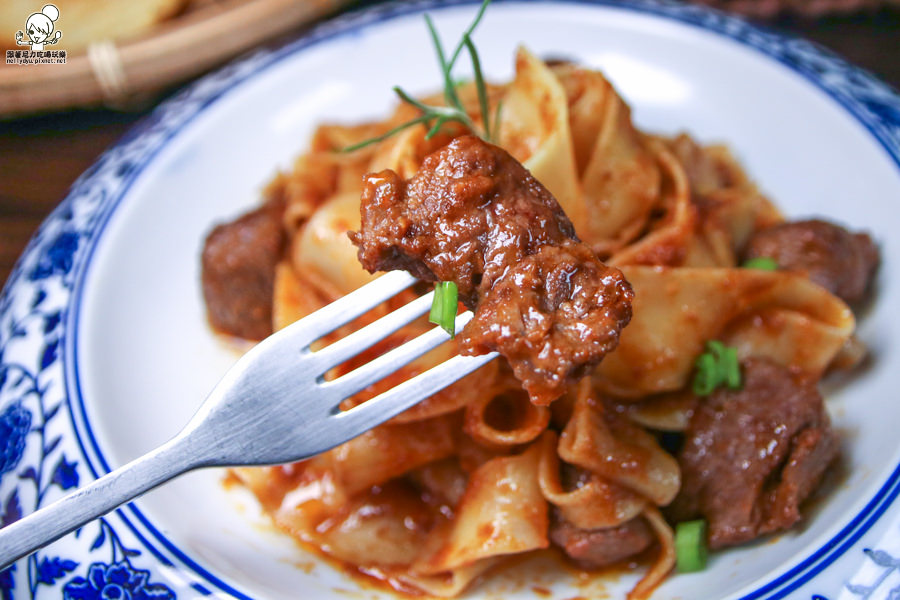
1, 7, 898, 289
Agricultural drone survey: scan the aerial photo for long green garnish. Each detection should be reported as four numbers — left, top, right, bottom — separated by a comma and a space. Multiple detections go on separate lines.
343, 0, 497, 152
345, 3, 493, 332
675, 520, 708, 573
464, 34, 492, 142
692, 340, 742, 396
429, 281, 459, 337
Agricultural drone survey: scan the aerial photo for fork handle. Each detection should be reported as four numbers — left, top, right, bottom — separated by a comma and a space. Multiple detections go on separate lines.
0, 435, 199, 568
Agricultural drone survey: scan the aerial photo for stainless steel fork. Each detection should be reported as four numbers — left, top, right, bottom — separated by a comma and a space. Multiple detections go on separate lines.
0, 270, 498, 568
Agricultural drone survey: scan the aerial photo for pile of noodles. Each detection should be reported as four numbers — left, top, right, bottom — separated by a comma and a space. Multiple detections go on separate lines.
231, 48, 856, 599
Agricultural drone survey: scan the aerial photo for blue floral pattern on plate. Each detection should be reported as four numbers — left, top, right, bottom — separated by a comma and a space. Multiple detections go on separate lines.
0, 0, 898, 598
0, 228, 176, 598
63, 561, 174, 600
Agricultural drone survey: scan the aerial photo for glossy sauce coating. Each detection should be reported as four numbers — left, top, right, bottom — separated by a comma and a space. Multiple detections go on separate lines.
350, 136, 633, 404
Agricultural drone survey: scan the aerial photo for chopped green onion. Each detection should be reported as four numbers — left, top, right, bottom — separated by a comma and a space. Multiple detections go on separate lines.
429, 281, 459, 337
706, 340, 726, 356
743, 256, 778, 271
692, 353, 718, 396
429, 281, 445, 325
692, 340, 742, 396
675, 519, 708, 573
722, 346, 741, 389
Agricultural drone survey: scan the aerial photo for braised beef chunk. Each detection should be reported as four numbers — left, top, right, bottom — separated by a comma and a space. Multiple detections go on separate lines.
461, 243, 633, 403
668, 358, 838, 549
201, 202, 285, 340
743, 219, 879, 305
351, 135, 576, 303
550, 510, 653, 569
349, 136, 633, 404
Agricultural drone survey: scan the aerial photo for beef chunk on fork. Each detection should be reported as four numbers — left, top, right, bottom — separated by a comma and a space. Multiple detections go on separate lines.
743, 219, 879, 305
461, 242, 633, 403
349, 136, 633, 404
668, 358, 839, 549
201, 202, 285, 340
350, 135, 577, 302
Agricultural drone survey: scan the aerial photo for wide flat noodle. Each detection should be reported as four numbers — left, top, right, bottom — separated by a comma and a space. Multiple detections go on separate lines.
230, 464, 302, 513
415, 439, 549, 574
300, 414, 458, 505
628, 506, 676, 600
271, 260, 328, 331
291, 190, 379, 297
408, 459, 470, 507
550, 64, 607, 177
500, 54, 667, 256
367, 122, 465, 180
664, 134, 782, 268
625, 390, 697, 432
270, 122, 384, 233
313, 482, 435, 567
464, 382, 549, 446
558, 383, 681, 506
553, 64, 662, 255
537, 430, 647, 529
595, 266, 855, 397
396, 560, 498, 599
598, 131, 784, 269
499, 46, 582, 224
606, 139, 697, 267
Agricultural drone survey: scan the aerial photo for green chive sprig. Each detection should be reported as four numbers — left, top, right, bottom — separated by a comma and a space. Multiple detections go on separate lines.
343, 0, 498, 152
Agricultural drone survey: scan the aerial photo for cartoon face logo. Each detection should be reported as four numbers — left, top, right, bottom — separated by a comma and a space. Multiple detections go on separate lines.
15, 4, 62, 52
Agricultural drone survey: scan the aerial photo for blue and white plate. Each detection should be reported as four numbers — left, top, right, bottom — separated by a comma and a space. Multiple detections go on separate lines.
2, 1, 899, 598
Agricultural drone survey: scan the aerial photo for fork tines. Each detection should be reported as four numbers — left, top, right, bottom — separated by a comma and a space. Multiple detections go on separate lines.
300, 271, 498, 425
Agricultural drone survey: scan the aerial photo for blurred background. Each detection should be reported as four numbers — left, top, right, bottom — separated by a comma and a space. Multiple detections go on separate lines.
0, 0, 897, 289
